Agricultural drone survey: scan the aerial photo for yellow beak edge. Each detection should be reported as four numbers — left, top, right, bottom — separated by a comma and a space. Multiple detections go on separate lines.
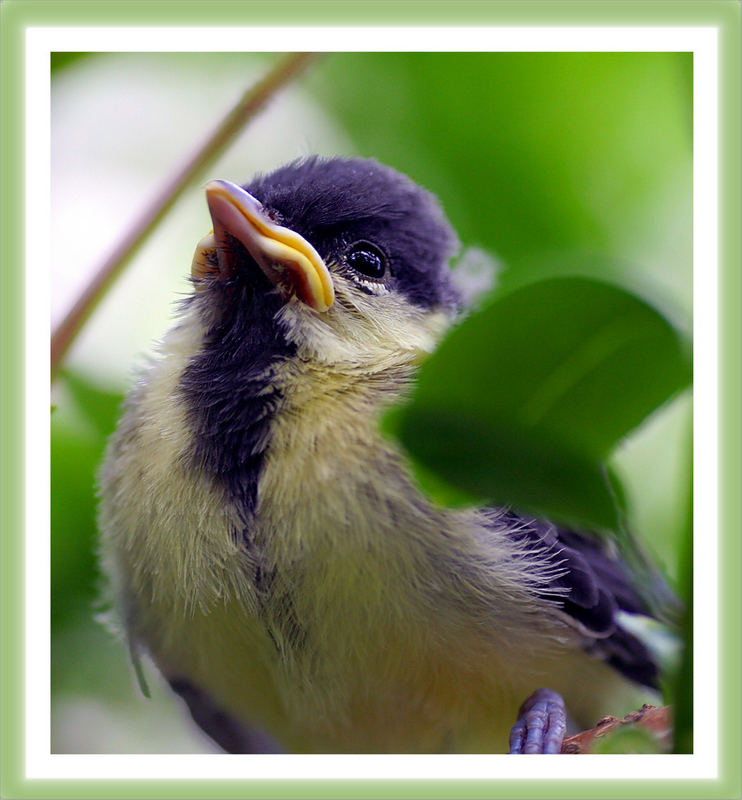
191, 180, 334, 312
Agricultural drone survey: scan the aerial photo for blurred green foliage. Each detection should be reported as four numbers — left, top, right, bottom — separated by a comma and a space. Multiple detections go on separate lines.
51, 50, 692, 753
52, 371, 123, 629
672, 432, 694, 753
309, 53, 691, 309
50, 52, 91, 74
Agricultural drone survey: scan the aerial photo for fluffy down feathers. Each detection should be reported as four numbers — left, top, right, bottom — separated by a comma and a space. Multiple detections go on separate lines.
99, 157, 660, 753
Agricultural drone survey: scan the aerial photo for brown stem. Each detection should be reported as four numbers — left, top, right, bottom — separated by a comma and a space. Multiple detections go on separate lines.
51, 51, 320, 380
561, 704, 673, 753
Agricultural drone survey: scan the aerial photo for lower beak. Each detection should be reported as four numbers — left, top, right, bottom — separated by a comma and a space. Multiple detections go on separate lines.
191, 180, 334, 312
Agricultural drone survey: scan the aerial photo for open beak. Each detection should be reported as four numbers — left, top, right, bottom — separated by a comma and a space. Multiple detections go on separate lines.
191, 180, 334, 312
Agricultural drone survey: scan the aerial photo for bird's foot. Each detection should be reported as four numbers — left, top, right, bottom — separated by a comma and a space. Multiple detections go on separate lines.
508, 688, 567, 754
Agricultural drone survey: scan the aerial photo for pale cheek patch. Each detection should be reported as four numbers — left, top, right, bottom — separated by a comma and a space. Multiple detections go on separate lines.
275, 283, 452, 369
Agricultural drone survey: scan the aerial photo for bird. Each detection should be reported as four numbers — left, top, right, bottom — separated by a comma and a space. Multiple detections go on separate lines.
98, 155, 665, 754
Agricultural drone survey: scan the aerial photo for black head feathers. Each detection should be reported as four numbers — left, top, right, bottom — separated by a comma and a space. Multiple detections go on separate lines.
245, 156, 461, 311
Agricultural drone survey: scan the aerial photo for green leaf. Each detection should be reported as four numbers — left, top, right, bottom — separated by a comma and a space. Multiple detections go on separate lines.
395, 277, 691, 530
672, 418, 694, 752
51, 424, 107, 628
592, 725, 667, 754
52, 371, 124, 629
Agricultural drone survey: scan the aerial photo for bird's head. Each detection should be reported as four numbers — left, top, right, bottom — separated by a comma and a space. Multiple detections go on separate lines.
189, 156, 461, 372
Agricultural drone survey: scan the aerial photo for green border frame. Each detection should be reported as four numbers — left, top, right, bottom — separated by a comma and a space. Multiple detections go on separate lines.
2, 1, 740, 798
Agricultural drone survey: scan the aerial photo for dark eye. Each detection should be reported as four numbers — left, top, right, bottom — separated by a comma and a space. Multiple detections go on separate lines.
345, 241, 387, 280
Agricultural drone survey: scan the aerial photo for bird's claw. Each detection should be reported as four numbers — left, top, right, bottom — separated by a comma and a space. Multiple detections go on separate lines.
508, 688, 567, 754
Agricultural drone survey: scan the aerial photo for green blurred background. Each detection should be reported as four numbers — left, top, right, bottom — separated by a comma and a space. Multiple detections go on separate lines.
51, 52, 692, 753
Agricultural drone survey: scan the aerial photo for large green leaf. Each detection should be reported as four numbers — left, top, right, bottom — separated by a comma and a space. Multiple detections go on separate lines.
394, 277, 692, 530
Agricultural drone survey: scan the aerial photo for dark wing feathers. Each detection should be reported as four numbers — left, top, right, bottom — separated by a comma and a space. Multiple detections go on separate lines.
498, 512, 661, 689
557, 528, 650, 615
168, 678, 284, 754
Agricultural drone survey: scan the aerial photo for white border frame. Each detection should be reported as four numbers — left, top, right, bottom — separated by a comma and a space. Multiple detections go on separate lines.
30, 25, 716, 782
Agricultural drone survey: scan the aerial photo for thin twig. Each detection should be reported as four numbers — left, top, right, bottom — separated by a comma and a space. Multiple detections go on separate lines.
51, 51, 320, 380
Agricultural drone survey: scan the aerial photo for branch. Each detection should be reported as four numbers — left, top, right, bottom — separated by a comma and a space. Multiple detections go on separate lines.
561, 704, 673, 753
50, 52, 320, 381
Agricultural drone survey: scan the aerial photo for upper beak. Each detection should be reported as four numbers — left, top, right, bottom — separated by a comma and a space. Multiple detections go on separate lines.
191, 179, 334, 312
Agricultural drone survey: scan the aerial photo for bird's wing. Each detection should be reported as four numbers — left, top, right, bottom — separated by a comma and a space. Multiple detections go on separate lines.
168, 677, 284, 753
491, 511, 664, 689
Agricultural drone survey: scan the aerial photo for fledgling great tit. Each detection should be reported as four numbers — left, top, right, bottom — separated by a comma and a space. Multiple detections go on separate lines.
99, 156, 662, 754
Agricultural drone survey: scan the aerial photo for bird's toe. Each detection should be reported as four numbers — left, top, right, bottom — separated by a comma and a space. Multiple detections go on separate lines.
508, 688, 567, 754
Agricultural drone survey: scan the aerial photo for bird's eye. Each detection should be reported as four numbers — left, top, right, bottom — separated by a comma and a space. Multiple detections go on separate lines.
345, 241, 388, 281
